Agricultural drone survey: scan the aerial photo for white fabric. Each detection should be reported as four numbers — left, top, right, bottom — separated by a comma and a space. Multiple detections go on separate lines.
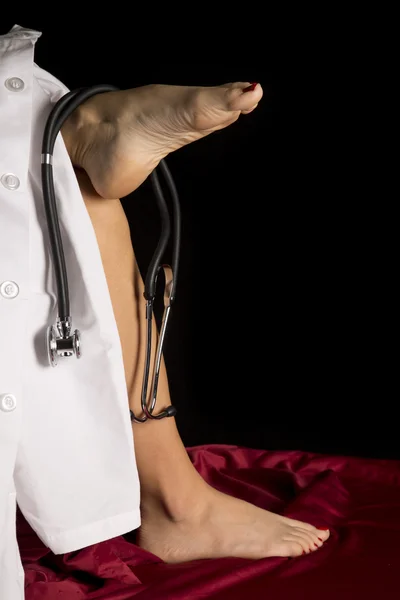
0, 25, 141, 599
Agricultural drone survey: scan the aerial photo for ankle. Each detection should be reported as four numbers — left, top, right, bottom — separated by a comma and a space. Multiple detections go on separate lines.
140, 473, 212, 524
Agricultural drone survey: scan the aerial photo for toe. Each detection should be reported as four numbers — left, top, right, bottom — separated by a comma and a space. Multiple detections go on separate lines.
314, 527, 330, 543
288, 531, 317, 554
292, 527, 322, 551
283, 517, 330, 541
181, 82, 263, 133
281, 537, 309, 557
281, 518, 330, 553
223, 82, 263, 113
297, 525, 330, 547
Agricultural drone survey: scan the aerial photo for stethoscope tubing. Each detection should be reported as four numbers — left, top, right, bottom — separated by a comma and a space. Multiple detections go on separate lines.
41, 85, 181, 422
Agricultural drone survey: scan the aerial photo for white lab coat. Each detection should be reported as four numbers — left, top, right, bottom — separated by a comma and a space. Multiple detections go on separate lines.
0, 25, 141, 599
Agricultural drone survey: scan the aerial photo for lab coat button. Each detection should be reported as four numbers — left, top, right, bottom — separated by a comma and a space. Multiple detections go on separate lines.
1, 173, 20, 190
0, 281, 19, 299
5, 77, 25, 91
0, 394, 17, 412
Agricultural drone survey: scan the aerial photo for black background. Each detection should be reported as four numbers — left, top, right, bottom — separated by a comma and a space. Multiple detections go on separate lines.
3, 20, 396, 460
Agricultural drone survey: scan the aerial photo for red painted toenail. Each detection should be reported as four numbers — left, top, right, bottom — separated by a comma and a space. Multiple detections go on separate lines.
243, 83, 258, 93
318, 537, 323, 542
316, 527, 329, 531
314, 543, 319, 548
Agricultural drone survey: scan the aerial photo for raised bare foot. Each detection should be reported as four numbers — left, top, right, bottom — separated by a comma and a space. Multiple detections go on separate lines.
62, 82, 262, 198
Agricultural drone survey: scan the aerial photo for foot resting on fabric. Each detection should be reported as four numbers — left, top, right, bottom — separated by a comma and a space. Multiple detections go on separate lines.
136, 481, 330, 562
62, 82, 263, 198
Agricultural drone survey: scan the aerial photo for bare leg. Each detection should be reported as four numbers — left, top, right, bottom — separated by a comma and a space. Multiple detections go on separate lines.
77, 168, 329, 562
77, 169, 204, 515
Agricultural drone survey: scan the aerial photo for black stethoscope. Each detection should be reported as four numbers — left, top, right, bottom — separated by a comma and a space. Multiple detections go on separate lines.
41, 84, 180, 422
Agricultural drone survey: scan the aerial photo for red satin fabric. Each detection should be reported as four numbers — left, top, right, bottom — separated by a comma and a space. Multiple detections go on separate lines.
18, 444, 400, 599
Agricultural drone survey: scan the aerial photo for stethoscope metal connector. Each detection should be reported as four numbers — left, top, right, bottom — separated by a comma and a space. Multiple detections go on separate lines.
47, 316, 82, 367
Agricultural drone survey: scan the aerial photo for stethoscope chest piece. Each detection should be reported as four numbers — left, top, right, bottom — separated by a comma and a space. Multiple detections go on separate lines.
47, 320, 82, 367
